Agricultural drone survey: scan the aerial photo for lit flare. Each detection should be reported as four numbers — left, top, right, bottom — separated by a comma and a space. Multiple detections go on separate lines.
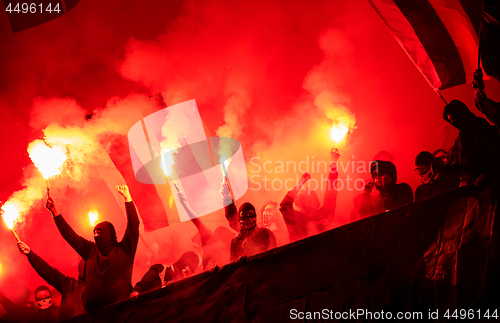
330, 124, 349, 144
88, 211, 98, 227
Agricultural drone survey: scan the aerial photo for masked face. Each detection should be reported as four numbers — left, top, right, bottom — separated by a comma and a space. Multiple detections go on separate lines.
262, 204, 275, 226
371, 171, 392, 188
93, 221, 117, 254
239, 210, 257, 231
35, 290, 53, 310
415, 164, 434, 184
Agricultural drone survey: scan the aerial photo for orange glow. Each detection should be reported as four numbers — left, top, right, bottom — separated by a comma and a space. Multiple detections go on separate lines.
1, 201, 21, 229
330, 124, 349, 144
88, 211, 98, 227
27, 140, 67, 179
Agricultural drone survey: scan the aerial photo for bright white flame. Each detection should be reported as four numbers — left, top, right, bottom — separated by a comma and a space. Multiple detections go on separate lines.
28, 140, 68, 179
330, 124, 349, 143
1, 201, 21, 229
161, 150, 176, 177
88, 211, 98, 227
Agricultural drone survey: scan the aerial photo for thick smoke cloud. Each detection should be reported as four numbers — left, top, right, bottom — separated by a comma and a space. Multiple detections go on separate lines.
1, 0, 499, 313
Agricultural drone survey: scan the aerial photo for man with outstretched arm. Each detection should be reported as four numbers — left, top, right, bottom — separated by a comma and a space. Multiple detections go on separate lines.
45, 185, 140, 315
17, 241, 86, 321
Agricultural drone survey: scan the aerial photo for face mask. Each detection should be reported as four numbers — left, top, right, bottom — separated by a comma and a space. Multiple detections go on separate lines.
36, 297, 53, 310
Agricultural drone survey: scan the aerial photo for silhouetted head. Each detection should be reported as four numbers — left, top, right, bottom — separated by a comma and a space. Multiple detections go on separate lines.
433, 149, 451, 165
34, 286, 53, 310
372, 150, 393, 163
238, 203, 257, 231
93, 221, 117, 254
260, 201, 278, 227
443, 99, 476, 131
370, 160, 397, 188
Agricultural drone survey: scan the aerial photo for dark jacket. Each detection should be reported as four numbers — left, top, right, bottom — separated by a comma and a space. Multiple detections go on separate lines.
279, 163, 339, 242
415, 174, 460, 201
133, 264, 164, 294
28, 306, 60, 323
54, 201, 140, 314
352, 182, 414, 221
26, 252, 86, 321
230, 227, 277, 262
444, 100, 500, 185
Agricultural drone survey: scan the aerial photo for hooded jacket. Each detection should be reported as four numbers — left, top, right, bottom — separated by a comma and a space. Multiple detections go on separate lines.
443, 100, 500, 185
26, 251, 86, 321
54, 201, 140, 314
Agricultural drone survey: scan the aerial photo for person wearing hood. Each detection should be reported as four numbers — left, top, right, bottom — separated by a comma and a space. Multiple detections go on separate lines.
352, 160, 413, 219
28, 286, 60, 323
17, 241, 86, 321
279, 148, 340, 242
414, 151, 460, 201
443, 99, 500, 187
220, 185, 277, 262
45, 185, 140, 315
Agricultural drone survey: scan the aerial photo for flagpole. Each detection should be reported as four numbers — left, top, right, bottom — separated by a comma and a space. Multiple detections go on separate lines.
436, 90, 448, 105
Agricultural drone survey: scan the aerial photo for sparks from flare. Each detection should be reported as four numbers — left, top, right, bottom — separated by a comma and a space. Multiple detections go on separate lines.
28, 140, 68, 196
1, 201, 21, 242
161, 150, 180, 192
89, 211, 98, 227
330, 124, 349, 146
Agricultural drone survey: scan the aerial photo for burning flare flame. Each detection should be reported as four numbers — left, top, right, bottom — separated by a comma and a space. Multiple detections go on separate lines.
330, 124, 349, 144
28, 140, 68, 179
88, 211, 98, 227
160, 150, 175, 178
1, 201, 21, 230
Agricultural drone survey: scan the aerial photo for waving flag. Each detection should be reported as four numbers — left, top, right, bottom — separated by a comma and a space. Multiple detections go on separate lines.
368, 0, 484, 90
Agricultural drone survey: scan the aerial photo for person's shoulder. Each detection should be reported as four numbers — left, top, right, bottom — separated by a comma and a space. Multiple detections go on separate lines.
397, 182, 413, 191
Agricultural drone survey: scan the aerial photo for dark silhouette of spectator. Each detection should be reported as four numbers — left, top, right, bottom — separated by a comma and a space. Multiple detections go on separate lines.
279, 148, 340, 242
259, 201, 288, 246
443, 99, 500, 187
221, 186, 277, 261
432, 149, 452, 166
176, 191, 235, 270
45, 185, 139, 314
16, 241, 86, 321
414, 151, 460, 200
351, 160, 413, 219
28, 286, 60, 323
0, 286, 36, 323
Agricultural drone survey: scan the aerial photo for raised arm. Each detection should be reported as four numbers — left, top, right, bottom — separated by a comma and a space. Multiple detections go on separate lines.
18, 241, 75, 293
130, 264, 164, 299
321, 148, 340, 226
220, 183, 239, 232
47, 197, 93, 260
279, 172, 311, 242
117, 185, 140, 256
178, 192, 212, 244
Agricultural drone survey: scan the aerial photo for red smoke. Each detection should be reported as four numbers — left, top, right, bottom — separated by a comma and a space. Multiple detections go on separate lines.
1, 0, 499, 314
